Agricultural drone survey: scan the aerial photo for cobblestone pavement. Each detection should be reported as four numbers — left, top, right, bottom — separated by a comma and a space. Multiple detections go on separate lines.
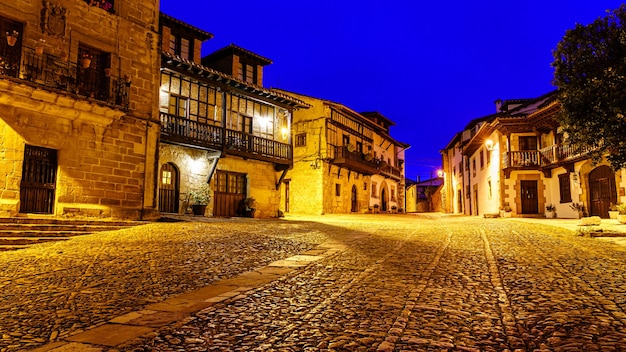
1, 214, 626, 351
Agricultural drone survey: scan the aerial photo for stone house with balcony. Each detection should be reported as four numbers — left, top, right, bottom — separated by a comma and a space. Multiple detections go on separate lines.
272, 90, 408, 215
441, 90, 626, 218
157, 14, 308, 218
0, 0, 161, 219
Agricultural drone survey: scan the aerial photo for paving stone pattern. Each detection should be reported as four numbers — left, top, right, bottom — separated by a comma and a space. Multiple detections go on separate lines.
1, 215, 626, 351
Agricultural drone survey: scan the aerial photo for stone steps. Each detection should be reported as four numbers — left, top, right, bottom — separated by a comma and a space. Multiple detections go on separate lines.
0, 218, 146, 251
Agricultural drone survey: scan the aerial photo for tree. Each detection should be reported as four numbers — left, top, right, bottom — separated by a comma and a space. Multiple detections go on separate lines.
552, 5, 626, 169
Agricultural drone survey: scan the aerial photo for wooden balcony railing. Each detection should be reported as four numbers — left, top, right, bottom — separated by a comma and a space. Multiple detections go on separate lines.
160, 112, 292, 164
332, 146, 379, 175
379, 161, 402, 181
0, 46, 130, 110
502, 143, 590, 168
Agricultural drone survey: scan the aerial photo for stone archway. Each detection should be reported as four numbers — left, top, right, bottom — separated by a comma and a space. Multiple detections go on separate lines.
380, 181, 389, 212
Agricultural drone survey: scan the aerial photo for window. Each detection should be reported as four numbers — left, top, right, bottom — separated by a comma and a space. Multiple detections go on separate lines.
168, 95, 188, 118
519, 136, 537, 151
486, 148, 491, 164
160, 71, 221, 126
559, 173, 572, 203
216, 171, 246, 195
453, 166, 456, 176
480, 150, 484, 170
168, 33, 193, 60
371, 182, 378, 198
472, 158, 476, 176
335, 184, 341, 197
364, 182, 367, 191
295, 133, 306, 147
391, 188, 396, 201
459, 161, 463, 175
77, 45, 111, 100
161, 170, 172, 185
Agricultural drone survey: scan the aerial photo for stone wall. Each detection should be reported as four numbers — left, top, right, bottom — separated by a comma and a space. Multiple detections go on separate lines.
0, 0, 160, 219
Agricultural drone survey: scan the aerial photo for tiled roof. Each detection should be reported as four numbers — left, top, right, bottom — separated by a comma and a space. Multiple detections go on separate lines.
159, 12, 214, 41
202, 44, 273, 66
162, 52, 309, 109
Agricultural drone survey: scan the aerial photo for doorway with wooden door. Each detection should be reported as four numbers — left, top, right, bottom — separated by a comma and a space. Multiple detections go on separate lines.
20, 145, 57, 214
589, 165, 617, 218
351, 185, 358, 212
158, 163, 180, 214
520, 180, 539, 214
214, 171, 246, 217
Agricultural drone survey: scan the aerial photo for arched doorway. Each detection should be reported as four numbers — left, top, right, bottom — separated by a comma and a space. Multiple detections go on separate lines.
589, 165, 617, 218
381, 187, 388, 212
159, 163, 179, 213
351, 185, 358, 212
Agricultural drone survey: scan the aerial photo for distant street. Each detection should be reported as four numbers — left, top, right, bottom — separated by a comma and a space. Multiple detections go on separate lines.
1, 214, 625, 351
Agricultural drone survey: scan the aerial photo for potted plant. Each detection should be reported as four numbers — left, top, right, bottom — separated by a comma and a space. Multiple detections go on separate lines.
188, 183, 211, 216
6, 30, 18, 47
570, 203, 585, 219
81, 52, 93, 68
391, 205, 397, 213
500, 203, 512, 218
608, 203, 619, 219
237, 197, 256, 218
545, 204, 556, 218
616, 203, 626, 224
35, 39, 45, 55
373, 204, 380, 213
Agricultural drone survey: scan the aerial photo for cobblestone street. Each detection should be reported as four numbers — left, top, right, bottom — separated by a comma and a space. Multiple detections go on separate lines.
1, 214, 626, 351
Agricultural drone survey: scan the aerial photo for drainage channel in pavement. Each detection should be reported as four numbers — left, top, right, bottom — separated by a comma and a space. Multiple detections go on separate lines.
31, 241, 352, 351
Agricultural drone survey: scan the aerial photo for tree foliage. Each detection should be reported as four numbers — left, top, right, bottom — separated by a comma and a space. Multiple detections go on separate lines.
552, 4, 626, 169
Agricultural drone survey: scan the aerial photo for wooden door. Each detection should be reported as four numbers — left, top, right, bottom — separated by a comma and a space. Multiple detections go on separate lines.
20, 145, 57, 214
158, 163, 179, 213
351, 185, 358, 212
381, 187, 387, 212
520, 180, 538, 214
284, 180, 290, 213
589, 165, 616, 218
214, 171, 246, 217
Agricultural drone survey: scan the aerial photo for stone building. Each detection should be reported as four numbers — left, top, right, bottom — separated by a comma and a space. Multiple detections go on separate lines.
272, 90, 409, 215
0, 0, 161, 219
157, 14, 308, 218
441, 91, 626, 218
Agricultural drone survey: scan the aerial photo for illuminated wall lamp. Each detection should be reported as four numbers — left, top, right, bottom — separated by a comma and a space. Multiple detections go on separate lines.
485, 139, 494, 151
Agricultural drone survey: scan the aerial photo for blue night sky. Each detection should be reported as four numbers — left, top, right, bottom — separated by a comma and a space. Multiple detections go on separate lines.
159, 1, 624, 181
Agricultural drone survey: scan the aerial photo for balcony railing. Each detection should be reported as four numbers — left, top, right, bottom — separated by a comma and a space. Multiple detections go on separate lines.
160, 112, 292, 164
378, 161, 402, 181
502, 143, 589, 168
332, 146, 379, 175
0, 46, 130, 110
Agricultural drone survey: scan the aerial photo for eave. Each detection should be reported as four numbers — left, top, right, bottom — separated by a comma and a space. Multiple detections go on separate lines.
161, 52, 310, 109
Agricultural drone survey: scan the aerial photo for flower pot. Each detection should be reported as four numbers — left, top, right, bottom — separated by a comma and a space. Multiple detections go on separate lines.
617, 214, 626, 224
81, 58, 92, 68
545, 211, 555, 219
608, 211, 619, 219
6, 35, 17, 47
191, 204, 207, 216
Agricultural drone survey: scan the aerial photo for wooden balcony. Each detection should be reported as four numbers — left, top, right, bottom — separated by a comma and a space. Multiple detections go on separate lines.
502, 143, 590, 177
378, 161, 403, 181
331, 146, 380, 176
0, 46, 130, 110
160, 112, 292, 165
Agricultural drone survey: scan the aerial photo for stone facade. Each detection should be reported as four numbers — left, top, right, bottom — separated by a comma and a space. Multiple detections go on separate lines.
275, 90, 408, 215
156, 14, 307, 218
0, 0, 160, 219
